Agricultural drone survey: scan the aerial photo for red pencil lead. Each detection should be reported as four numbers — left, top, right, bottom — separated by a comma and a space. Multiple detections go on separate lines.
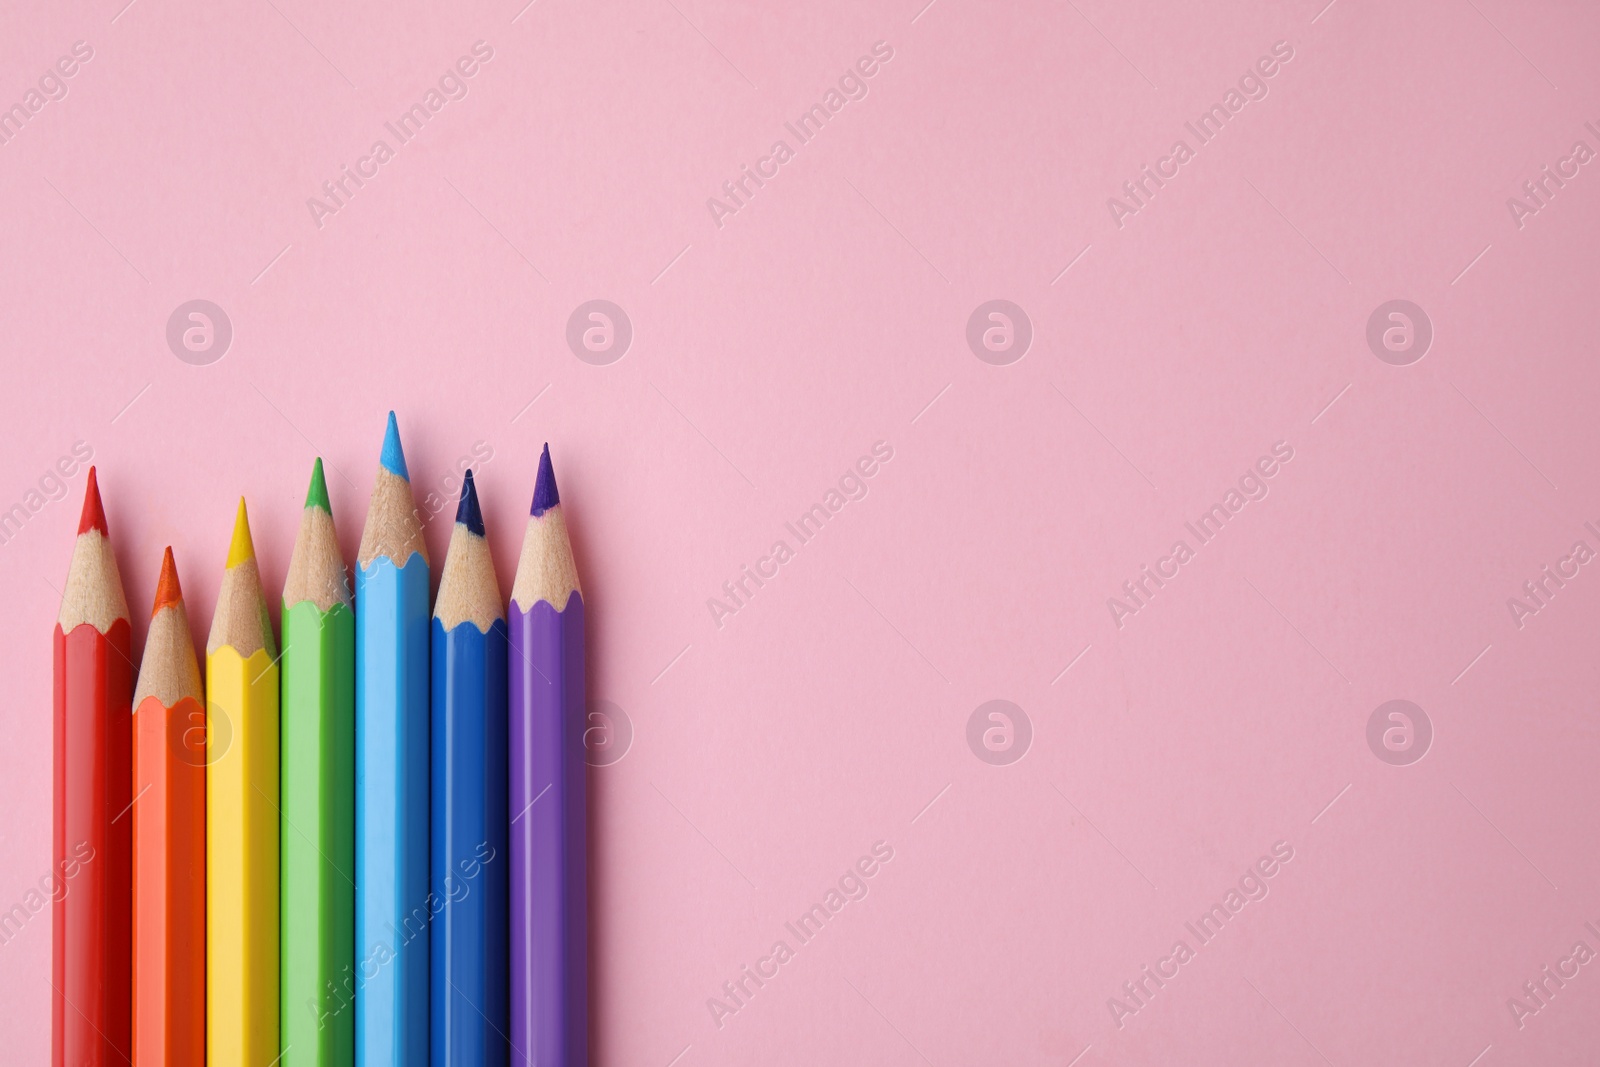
77, 466, 109, 536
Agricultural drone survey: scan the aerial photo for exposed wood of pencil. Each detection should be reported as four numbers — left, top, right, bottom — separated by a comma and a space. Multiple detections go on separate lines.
207, 500, 275, 659
133, 553, 202, 708
59, 523, 130, 632
510, 506, 580, 612
285, 500, 350, 612
357, 467, 427, 570
435, 532, 503, 633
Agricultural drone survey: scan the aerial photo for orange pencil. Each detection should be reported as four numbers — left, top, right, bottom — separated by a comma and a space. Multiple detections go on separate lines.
132, 548, 205, 1065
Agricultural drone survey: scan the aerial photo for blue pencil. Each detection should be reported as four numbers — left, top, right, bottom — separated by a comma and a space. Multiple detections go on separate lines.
355, 412, 432, 1066
430, 470, 509, 1064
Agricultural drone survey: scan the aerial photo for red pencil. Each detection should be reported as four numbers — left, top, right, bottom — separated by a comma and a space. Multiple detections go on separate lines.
53, 467, 133, 1066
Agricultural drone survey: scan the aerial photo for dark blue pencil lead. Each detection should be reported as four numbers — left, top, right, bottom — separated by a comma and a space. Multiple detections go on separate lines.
456, 469, 485, 536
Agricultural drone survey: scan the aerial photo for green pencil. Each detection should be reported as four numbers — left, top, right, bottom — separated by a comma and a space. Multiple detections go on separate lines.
281, 458, 356, 1065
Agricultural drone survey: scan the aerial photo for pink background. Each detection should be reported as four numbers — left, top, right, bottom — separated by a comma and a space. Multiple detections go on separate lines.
4, 0, 1600, 1062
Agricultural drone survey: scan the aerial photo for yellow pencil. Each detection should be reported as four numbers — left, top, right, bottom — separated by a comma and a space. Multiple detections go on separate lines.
207, 499, 280, 1065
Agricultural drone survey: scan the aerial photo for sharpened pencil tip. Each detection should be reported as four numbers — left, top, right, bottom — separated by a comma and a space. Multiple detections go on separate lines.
305, 457, 331, 512
531, 443, 559, 517
153, 547, 183, 615
227, 498, 256, 568
380, 411, 410, 480
78, 466, 108, 536
456, 469, 485, 536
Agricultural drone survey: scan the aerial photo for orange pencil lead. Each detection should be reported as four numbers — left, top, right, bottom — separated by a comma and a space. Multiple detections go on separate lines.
152, 547, 183, 615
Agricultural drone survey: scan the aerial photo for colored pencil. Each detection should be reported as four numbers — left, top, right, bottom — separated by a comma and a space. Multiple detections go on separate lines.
509, 445, 587, 1067
431, 470, 509, 1064
207, 498, 280, 1065
131, 547, 205, 1066
53, 467, 132, 1066
356, 412, 431, 1066
282, 458, 356, 1066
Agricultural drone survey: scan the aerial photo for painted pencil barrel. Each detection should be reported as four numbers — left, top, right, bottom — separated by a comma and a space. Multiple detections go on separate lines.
53, 621, 133, 1067
132, 692, 205, 1066
430, 618, 509, 1065
282, 601, 356, 1066
355, 555, 431, 1065
509, 595, 587, 1067
206, 645, 280, 1065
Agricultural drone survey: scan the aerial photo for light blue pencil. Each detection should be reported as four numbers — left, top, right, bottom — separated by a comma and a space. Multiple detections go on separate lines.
355, 412, 431, 1066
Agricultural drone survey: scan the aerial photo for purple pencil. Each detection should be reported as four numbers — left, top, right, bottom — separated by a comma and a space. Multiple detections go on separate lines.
509, 444, 587, 1066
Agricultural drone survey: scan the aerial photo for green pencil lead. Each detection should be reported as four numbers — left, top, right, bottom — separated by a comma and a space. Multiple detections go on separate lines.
305, 457, 331, 512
